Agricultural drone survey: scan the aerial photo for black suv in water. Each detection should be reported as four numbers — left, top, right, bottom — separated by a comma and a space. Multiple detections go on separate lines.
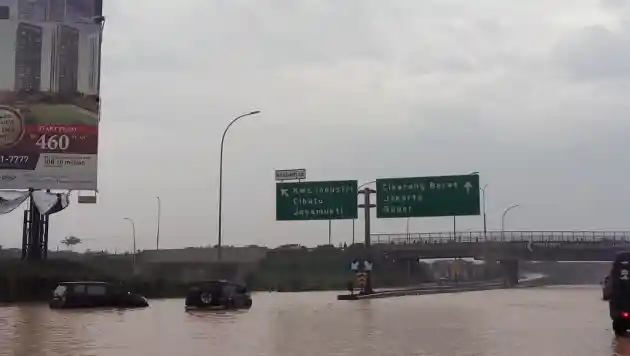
185, 280, 252, 311
50, 281, 149, 309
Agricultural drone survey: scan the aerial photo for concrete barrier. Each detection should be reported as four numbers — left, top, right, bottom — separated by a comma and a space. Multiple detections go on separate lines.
337, 274, 552, 300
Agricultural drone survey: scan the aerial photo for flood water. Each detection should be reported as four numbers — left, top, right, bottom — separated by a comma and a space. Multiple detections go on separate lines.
0, 286, 628, 356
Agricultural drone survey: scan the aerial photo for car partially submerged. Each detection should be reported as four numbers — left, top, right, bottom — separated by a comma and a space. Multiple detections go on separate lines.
49, 281, 149, 309
185, 280, 252, 311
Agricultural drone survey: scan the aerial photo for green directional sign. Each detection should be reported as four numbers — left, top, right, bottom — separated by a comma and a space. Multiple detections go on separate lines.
276, 180, 358, 221
376, 174, 480, 218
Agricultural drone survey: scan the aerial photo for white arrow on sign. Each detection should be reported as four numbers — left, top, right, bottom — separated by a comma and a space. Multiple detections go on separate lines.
364, 260, 373, 271
350, 260, 359, 271
280, 188, 289, 197
464, 181, 473, 194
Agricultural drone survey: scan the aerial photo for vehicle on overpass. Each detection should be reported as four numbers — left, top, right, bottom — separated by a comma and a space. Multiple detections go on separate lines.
49, 281, 149, 309
185, 280, 252, 311
608, 252, 630, 336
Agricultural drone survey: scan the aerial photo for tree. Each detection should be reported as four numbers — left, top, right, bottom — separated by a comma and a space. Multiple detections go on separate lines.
61, 236, 82, 249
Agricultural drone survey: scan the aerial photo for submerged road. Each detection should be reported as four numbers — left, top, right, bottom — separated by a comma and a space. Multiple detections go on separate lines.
0, 286, 627, 356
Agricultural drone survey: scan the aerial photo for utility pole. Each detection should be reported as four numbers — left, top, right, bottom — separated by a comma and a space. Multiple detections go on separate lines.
156, 196, 161, 250
328, 220, 332, 245
453, 216, 457, 242
357, 186, 376, 294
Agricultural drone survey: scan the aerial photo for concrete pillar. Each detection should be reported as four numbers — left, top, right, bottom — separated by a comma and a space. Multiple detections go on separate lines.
499, 258, 519, 287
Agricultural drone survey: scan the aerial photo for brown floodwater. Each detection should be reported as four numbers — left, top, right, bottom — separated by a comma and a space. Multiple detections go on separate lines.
0, 286, 627, 356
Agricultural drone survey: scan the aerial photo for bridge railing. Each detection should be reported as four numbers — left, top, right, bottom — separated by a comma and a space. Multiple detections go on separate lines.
370, 231, 630, 245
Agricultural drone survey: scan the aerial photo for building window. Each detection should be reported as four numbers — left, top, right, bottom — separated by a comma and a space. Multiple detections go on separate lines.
0, 6, 9, 19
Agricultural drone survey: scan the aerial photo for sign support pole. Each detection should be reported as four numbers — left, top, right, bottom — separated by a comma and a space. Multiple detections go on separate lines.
358, 187, 376, 294
328, 220, 332, 245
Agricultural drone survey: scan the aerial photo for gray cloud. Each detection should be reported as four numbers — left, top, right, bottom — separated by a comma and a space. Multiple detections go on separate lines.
2, 0, 630, 252
554, 24, 630, 80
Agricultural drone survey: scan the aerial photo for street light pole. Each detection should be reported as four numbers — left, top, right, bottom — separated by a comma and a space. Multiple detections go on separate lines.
217, 110, 261, 261
123, 217, 137, 273
352, 220, 355, 245
453, 216, 456, 242
501, 204, 520, 242
453, 171, 480, 243
156, 196, 161, 250
353, 180, 376, 245
480, 184, 488, 240
328, 220, 332, 245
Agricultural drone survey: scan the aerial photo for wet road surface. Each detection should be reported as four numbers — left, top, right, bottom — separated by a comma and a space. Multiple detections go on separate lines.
0, 286, 628, 356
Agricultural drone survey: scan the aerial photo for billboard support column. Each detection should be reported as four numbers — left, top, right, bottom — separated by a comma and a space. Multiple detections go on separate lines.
42, 212, 49, 259
21, 209, 28, 260
21, 189, 47, 261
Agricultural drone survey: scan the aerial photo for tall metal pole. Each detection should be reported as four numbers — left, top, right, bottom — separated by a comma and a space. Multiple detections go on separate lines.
461, 171, 479, 244
358, 186, 376, 294
328, 220, 332, 245
352, 220, 355, 245
453, 216, 456, 242
501, 204, 520, 242
156, 196, 161, 250
124, 217, 137, 273
406, 217, 410, 241
481, 184, 488, 240
363, 188, 373, 247
354, 180, 376, 246
218, 110, 260, 261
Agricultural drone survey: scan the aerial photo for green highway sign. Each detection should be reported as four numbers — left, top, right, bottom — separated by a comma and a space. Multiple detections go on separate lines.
276, 180, 358, 221
376, 174, 480, 218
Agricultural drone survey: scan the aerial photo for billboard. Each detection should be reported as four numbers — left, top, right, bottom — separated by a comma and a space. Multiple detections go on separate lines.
0, 0, 102, 190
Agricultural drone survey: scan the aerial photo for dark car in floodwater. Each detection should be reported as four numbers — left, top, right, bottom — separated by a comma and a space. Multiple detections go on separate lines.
609, 252, 630, 335
49, 281, 149, 309
185, 280, 252, 311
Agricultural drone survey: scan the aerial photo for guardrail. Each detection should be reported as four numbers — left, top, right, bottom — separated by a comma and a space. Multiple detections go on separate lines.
371, 231, 630, 244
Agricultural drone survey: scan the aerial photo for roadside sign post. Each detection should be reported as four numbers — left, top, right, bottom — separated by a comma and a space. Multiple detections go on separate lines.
280, 173, 481, 299
357, 186, 376, 294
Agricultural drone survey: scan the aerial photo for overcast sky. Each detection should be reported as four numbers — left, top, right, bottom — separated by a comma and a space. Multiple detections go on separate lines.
3, 0, 630, 252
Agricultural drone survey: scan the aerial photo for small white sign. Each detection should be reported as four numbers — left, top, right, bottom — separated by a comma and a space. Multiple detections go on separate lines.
364, 260, 373, 271
275, 169, 306, 181
350, 260, 360, 271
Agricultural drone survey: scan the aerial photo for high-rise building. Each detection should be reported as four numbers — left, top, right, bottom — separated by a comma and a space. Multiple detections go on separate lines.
18, 0, 48, 22
14, 22, 42, 91
0, 5, 9, 20
87, 33, 99, 93
50, 24, 78, 93
66, 0, 93, 23
48, 0, 65, 22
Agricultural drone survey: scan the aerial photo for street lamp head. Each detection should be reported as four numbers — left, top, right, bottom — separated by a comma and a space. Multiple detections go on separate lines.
249, 110, 261, 115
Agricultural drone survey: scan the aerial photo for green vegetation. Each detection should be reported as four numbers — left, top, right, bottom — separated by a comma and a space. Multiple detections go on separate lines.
0, 246, 500, 303
245, 245, 432, 291
26, 104, 97, 125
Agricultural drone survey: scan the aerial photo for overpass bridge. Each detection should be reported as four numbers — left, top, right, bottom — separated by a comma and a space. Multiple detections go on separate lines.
370, 230, 630, 261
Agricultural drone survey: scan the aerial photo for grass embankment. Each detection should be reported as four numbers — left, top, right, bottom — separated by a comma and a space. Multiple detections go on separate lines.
0, 246, 502, 302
